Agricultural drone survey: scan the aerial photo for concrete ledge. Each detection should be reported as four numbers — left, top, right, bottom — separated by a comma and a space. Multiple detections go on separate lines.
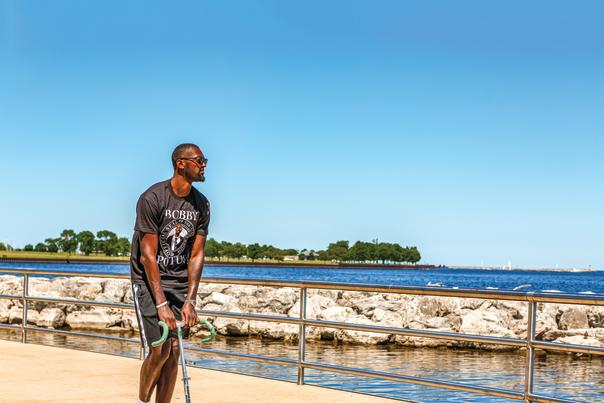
0, 340, 395, 402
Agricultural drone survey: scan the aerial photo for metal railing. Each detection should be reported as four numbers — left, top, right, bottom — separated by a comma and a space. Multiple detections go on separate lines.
0, 268, 603, 403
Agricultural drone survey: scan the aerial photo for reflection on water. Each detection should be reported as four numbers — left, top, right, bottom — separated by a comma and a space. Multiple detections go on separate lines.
2, 328, 603, 402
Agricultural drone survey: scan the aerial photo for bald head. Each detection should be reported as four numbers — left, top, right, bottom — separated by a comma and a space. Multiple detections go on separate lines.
171, 143, 200, 169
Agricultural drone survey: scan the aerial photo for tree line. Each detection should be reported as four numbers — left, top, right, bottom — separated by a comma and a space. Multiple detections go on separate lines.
4, 233, 421, 264
205, 239, 421, 264
1, 229, 131, 256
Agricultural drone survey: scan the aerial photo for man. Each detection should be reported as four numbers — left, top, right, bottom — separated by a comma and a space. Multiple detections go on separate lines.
130, 143, 210, 403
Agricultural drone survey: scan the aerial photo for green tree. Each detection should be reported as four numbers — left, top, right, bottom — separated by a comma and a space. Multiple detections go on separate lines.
232, 242, 247, 259
316, 250, 329, 261
24, 244, 34, 251
0, 242, 5, 251
58, 229, 78, 255
407, 246, 421, 263
45, 238, 59, 253
219, 241, 234, 258
265, 245, 284, 260
96, 230, 118, 256
350, 241, 371, 262
246, 243, 262, 261
117, 237, 131, 256
76, 230, 95, 255
34, 243, 47, 252
326, 240, 350, 261
204, 238, 221, 258
376, 242, 399, 264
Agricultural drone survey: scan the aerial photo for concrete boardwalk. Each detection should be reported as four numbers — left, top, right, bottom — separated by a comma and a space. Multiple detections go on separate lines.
0, 340, 394, 403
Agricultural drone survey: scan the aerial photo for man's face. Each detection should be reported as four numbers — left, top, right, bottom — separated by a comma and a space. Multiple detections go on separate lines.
178, 146, 207, 182
175, 224, 183, 236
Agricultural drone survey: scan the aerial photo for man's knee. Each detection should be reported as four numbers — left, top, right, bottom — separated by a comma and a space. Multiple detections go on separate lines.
146, 343, 172, 364
169, 337, 180, 356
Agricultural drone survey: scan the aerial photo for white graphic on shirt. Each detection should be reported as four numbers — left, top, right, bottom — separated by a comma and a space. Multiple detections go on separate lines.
159, 217, 195, 260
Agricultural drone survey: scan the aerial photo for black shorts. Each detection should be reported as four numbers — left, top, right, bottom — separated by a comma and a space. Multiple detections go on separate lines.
131, 282, 190, 352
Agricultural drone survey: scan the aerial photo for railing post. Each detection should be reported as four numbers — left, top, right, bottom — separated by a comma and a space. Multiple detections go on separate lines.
22, 274, 29, 344
297, 287, 307, 385
524, 300, 537, 403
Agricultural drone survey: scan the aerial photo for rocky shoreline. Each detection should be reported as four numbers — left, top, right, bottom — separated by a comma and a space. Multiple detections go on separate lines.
1, 275, 603, 351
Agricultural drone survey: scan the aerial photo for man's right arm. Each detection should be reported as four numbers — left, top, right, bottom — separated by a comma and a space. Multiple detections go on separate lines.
140, 233, 177, 330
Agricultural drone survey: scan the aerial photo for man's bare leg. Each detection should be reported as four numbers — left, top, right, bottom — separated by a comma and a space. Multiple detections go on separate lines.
155, 337, 180, 403
139, 341, 172, 402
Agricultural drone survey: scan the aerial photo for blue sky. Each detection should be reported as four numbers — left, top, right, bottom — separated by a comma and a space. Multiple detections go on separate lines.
1, 1, 602, 268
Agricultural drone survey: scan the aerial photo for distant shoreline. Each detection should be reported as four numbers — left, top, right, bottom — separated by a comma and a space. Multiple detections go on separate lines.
448, 265, 597, 273
0, 255, 598, 272
0, 256, 438, 270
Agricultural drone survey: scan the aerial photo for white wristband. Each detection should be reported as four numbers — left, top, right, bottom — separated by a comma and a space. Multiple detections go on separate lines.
156, 301, 168, 309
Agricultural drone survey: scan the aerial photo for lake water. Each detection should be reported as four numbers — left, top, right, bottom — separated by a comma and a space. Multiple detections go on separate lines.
1, 261, 603, 294
1, 327, 602, 402
1, 262, 603, 401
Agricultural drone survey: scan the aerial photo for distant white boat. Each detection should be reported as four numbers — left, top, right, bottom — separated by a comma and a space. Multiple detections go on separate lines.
427, 281, 443, 287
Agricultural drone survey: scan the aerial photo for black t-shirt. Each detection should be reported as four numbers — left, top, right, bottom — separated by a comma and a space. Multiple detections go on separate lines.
130, 180, 210, 290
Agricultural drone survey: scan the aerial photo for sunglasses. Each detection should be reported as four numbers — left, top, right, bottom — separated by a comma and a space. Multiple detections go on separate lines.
180, 156, 208, 165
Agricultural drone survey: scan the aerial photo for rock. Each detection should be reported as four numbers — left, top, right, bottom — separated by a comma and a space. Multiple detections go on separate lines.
459, 308, 515, 338
8, 307, 39, 325
559, 308, 589, 330
212, 306, 248, 336
250, 322, 297, 340
124, 287, 133, 304
541, 328, 604, 343
0, 301, 11, 323
76, 281, 104, 301
121, 310, 139, 331
418, 297, 458, 317
555, 334, 602, 347
204, 291, 236, 306
587, 307, 604, 328
198, 283, 230, 298
65, 307, 124, 331
98, 279, 129, 302
372, 308, 405, 328
0, 275, 22, 295
288, 293, 334, 319
262, 288, 297, 314
36, 308, 66, 328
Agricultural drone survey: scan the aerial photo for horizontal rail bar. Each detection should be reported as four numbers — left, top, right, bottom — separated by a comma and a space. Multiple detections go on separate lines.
0, 323, 25, 331
1, 269, 603, 305
303, 361, 524, 401
25, 326, 141, 344
529, 393, 589, 403
0, 294, 134, 310
532, 340, 604, 356
0, 323, 140, 344
304, 319, 527, 347
187, 346, 297, 367
199, 310, 299, 324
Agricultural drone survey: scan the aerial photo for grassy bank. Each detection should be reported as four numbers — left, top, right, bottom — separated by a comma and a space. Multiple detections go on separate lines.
0, 250, 337, 266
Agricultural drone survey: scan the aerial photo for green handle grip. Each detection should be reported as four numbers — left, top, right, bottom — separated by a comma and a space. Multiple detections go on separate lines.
199, 319, 216, 343
151, 321, 169, 347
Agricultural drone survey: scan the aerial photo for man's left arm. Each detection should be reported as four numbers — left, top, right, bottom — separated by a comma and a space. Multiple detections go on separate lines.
182, 234, 206, 328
